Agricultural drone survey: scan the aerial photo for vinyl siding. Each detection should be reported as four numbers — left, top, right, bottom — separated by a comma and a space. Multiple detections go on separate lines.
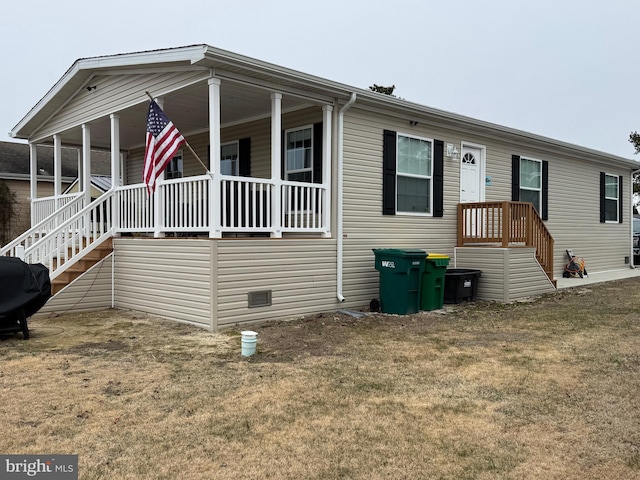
453, 248, 508, 302
216, 238, 338, 328
34, 71, 210, 140
454, 247, 555, 302
36, 255, 114, 317
113, 238, 213, 328
340, 108, 461, 310
339, 105, 633, 310
506, 249, 555, 300
125, 107, 321, 183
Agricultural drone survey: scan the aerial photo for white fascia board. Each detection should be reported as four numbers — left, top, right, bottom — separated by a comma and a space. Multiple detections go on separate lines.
11, 45, 208, 139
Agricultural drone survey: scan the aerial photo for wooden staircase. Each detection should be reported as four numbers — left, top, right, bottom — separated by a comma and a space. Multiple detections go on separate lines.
50, 238, 113, 295
457, 201, 555, 285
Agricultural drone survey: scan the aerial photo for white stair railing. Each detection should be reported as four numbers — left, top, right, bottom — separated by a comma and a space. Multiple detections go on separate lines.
1, 194, 85, 257
22, 191, 114, 282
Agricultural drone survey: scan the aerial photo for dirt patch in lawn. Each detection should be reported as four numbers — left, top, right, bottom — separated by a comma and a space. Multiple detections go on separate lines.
1, 279, 640, 479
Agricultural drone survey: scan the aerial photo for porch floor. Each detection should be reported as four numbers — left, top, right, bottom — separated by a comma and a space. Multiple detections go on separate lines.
556, 267, 640, 289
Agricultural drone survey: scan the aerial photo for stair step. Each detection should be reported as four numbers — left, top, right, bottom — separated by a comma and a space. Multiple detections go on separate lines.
50, 240, 113, 295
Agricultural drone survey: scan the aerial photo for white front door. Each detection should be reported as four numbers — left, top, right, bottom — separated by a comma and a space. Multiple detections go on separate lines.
460, 145, 483, 203
459, 144, 485, 239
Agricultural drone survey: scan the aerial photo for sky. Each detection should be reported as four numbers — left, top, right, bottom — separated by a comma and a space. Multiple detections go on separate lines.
1, 0, 638, 159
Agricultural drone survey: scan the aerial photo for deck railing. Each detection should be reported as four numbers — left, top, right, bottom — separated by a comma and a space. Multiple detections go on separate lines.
112, 175, 327, 236
32, 193, 83, 224
457, 201, 554, 280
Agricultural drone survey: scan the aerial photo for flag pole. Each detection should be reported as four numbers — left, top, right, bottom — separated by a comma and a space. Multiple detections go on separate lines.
145, 91, 211, 174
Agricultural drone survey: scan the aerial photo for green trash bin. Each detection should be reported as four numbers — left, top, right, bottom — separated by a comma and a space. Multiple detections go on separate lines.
373, 248, 427, 315
420, 254, 450, 311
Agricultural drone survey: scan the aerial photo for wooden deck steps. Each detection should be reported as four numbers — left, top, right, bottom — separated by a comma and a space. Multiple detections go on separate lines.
50, 238, 113, 295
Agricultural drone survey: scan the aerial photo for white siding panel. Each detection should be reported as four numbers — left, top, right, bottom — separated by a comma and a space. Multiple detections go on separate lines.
113, 238, 213, 328
37, 255, 114, 317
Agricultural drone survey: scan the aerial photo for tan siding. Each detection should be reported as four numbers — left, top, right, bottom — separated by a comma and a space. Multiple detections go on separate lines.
216, 238, 338, 327
113, 238, 213, 328
454, 247, 555, 302
124, 107, 323, 185
37, 255, 113, 316
34, 71, 209, 140
339, 105, 633, 310
454, 248, 508, 302
340, 108, 461, 310
545, 159, 630, 276
506, 248, 555, 300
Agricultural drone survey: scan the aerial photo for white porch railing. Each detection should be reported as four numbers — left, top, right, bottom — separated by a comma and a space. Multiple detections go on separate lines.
221, 176, 273, 232
116, 184, 155, 233
3, 176, 329, 262
163, 175, 210, 232
32, 193, 83, 224
281, 181, 326, 232
113, 176, 328, 236
1, 194, 85, 258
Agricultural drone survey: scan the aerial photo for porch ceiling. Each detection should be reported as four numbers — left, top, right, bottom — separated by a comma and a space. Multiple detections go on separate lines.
47, 80, 310, 151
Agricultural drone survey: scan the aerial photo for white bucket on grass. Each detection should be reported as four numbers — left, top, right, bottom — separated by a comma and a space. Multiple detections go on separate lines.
241, 331, 258, 357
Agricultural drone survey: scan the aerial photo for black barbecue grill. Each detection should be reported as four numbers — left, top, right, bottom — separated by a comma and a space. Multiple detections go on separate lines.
0, 257, 51, 340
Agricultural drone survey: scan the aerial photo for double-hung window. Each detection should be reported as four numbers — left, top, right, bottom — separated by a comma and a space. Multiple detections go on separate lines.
604, 173, 620, 222
220, 141, 239, 176
285, 125, 313, 183
396, 134, 433, 214
519, 157, 542, 213
165, 151, 183, 179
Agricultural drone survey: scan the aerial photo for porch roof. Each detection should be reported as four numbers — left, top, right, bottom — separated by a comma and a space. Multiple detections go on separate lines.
10, 44, 640, 170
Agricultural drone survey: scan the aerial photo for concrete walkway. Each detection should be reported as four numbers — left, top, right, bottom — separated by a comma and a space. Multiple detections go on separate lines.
555, 267, 640, 289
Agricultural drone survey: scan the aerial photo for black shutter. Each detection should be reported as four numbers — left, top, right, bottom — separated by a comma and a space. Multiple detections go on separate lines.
511, 155, 520, 201
541, 160, 549, 220
619, 175, 624, 224
600, 172, 606, 223
433, 140, 444, 217
382, 130, 397, 215
239, 138, 251, 177
313, 123, 323, 184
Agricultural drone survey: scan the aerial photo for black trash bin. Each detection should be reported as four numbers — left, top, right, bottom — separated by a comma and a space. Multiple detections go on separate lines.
444, 268, 482, 304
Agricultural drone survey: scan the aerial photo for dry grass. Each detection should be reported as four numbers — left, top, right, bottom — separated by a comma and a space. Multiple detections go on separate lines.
1, 279, 640, 479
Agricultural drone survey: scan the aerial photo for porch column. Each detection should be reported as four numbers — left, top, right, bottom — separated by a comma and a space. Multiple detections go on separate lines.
271, 92, 282, 238
29, 143, 37, 227
53, 135, 62, 209
76, 150, 82, 191
321, 105, 333, 238
82, 124, 92, 208
209, 76, 222, 238
153, 97, 165, 238
110, 113, 121, 234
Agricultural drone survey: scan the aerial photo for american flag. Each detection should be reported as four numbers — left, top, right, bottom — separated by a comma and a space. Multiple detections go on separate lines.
143, 100, 185, 194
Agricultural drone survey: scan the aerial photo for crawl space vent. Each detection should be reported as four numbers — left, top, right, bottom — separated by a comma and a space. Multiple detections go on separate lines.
248, 290, 272, 308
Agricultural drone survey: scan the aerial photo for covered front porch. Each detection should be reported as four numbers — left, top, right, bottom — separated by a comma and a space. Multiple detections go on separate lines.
21, 59, 341, 240
3, 56, 351, 287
